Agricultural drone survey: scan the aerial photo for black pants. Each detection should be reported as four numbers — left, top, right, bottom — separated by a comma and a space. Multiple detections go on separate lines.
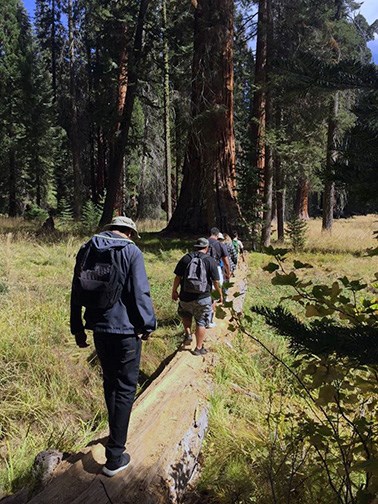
94, 333, 142, 462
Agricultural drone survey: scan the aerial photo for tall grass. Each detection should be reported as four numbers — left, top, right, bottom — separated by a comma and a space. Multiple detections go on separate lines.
271, 215, 377, 254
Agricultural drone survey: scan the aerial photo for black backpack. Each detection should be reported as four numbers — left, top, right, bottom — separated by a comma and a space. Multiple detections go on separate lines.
72, 238, 131, 309
208, 240, 221, 264
183, 253, 208, 293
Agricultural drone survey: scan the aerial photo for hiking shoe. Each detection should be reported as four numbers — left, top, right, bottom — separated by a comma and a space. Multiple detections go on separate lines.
192, 347, 208, 356
102, 453, 131, 477
183, 333, 193, 344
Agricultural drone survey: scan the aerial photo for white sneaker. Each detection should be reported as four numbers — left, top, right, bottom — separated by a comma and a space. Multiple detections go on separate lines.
207, 322, 216, 328
102, 453, 131, 477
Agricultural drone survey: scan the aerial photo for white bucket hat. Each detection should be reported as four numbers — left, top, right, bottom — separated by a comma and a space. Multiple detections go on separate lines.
103, 216, 141, 238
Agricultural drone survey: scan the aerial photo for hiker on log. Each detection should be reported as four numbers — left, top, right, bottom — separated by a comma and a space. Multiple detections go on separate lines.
208, 227, 231, 286
172, 237, 223, 356
70, 216, 156, 477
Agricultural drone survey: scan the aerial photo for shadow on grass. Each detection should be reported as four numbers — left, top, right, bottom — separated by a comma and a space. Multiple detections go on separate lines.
138, 232, 199, 253
8, 229, 199, 252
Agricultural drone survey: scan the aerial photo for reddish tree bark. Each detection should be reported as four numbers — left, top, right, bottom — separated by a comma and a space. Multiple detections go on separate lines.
295, 176, 310, 220
99, 0, 151, 227
164, 0, 243, 234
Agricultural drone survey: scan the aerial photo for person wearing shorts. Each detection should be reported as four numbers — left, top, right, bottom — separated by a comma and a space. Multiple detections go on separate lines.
172, 237, 223, 355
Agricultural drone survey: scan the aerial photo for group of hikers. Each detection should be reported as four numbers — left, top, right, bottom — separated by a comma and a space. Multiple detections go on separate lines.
70, 216, 244, 477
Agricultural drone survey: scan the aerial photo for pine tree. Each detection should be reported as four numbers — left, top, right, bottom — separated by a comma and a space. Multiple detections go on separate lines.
24, 36, 59, 209
0, 0, 32, 215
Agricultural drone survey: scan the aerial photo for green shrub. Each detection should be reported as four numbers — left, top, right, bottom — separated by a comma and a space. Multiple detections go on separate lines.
286, 216, 308, 251
24, 205, 49, 223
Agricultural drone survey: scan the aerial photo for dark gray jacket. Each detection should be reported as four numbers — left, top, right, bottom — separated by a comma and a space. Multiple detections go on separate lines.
70, 231, 156, 336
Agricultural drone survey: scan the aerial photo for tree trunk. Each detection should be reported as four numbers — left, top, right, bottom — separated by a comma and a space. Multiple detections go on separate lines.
322, 91, 339, 232
250, 0, 268, 188
162, 0, 172, 221
164, 0, 243, 234
248, 0, 268, 247
96, 127, 106, 198
174, 104, 184, 210
99, 0, 150, 227
261, 92, 273, 247
136, 116, 149, 219
111, 22, 129, 215
275, 156, 285, 242
51, 0, 57, 101
8, 147, 17, 217
68, 0, 83, 218
295, 176, 310, 220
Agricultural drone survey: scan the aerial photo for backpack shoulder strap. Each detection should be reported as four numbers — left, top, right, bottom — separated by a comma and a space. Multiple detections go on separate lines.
75, 241, 92, 274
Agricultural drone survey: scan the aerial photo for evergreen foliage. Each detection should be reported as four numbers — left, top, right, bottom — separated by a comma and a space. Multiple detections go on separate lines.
286, 215, 308, 251
80, 199, 102, 234
252, 305, 378, 364
0, 0, 376, 226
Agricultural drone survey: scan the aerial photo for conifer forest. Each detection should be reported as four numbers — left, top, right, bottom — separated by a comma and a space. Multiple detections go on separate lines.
0, 0, 377, 238
1, 2, 378, 503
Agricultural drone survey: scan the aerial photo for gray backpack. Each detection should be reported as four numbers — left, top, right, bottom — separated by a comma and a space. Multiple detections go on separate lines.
183, 253, 208, 293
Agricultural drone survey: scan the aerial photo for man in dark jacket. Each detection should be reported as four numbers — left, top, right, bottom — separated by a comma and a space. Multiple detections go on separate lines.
208, 227, 231, 284
172, 237, 222, 355
70, 216, 156, 477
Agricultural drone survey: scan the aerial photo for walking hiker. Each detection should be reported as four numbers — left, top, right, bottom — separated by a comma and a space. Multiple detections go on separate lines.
219, 233, 237, 275
232, 232, 245, 263
207, 228, 230, 326
172, 237, 223, 355
208, 227, 231, 284
70, 216, 156, 477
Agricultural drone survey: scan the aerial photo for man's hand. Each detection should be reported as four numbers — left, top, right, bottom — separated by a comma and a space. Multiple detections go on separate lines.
75, 331, 89, 348
172, 290, 179, 301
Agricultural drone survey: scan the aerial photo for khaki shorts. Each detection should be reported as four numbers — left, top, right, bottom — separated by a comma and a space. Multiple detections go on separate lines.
178, 296, 212, 327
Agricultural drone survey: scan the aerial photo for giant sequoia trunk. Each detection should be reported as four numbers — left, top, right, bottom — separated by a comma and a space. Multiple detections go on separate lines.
164, 0, 242, 234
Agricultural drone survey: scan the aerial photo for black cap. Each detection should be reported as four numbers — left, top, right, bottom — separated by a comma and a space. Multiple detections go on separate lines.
194, 237, 209, 249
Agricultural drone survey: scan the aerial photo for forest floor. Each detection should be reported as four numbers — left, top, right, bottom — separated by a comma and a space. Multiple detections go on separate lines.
1, 255, 248, 504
